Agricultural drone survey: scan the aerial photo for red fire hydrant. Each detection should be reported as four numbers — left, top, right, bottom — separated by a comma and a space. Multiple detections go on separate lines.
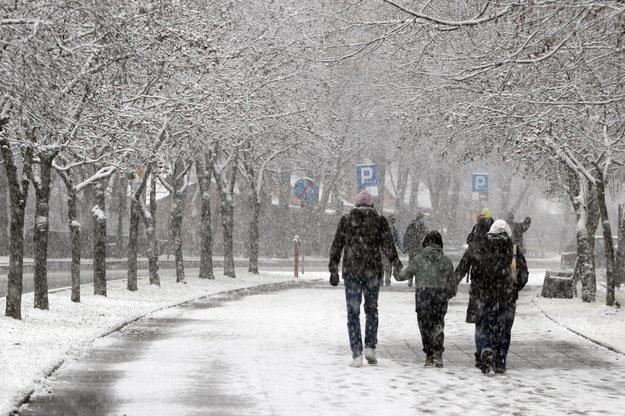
293, 235, 301, 278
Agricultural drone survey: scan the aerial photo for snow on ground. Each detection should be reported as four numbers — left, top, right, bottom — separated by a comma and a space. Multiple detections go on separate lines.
0, 270, 291, 416
1, 260, 625, 415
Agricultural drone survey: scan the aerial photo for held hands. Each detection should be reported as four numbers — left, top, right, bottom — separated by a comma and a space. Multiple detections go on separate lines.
329, 271, 340, 287
392, 258, 403, 279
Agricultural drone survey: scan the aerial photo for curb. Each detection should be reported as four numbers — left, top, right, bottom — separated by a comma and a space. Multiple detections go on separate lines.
530, 295, 625, 356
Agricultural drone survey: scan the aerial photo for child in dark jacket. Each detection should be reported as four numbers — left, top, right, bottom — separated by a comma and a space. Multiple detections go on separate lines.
397, 230, 457, 368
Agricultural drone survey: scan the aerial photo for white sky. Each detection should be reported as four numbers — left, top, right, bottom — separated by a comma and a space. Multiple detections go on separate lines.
2, 266, 625, 415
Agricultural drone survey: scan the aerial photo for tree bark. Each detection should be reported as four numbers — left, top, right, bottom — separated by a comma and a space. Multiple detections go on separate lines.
569, 172, 598, 302
595, 168, 616, 306
196, 153, 214, 279
1, 140, 32, 320
31, 147, 59, 310
56, 169, 81, 302
146, 175, 160, 285
616, 204, 625, 288
92, 177, 109, 296
115, 173, 127, 258
127, 193, 140, 292
248, 194, 260, 274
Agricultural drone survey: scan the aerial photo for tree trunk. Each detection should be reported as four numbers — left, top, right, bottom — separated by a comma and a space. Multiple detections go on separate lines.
1, 140, 32, 320
595, 169, 616, 306
616, 204, 625, 287
0, 169, 9, 256
92, 177, 109, 296
127, 195, 140, 292
248, 194, 260, 274
56, 169, 81, 302
171, 191, 185, 283
115, 173, 127, 258
221, 198, 236, 278
32, 149, 58, 310
146, 175, 160, 285
68, 187, 81, 302
569, 172, 598, 302
196, 154, 214, 279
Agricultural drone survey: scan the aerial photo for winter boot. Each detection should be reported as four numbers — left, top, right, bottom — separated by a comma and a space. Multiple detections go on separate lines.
350, 355, 363, 368
480, 349, 493, 374
433, 352, 444, 368
474, 352, 481, 368
424, 355, 434, 367
364, 348, 378, 365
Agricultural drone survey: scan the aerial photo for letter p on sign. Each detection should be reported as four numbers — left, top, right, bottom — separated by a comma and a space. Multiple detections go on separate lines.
471, 173, 489, 193
356, 164, 379, 187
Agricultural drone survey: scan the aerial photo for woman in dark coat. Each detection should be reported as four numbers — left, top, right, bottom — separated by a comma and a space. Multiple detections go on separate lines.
328, 190, 402, 367
474, 219, 529, 374
455, 215, 494, 367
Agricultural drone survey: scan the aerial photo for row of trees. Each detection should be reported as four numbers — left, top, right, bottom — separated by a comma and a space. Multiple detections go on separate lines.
2, 0, 623, 324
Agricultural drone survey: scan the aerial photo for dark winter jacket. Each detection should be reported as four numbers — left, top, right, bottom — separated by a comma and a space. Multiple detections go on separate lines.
403, 219, 428, 260
456, 216, 493, 283
510, 217, 531, 248
474, 230, 514, 304
398, 244, 457, 298
329, 206, 400, 280
466, 216, 495, 246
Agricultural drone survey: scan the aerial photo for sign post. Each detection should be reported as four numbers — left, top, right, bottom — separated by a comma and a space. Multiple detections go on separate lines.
293, 235, 301, 278
471, 173, 489, 209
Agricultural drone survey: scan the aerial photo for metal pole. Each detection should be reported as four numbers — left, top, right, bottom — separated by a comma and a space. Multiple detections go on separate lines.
293, 235, 300, 278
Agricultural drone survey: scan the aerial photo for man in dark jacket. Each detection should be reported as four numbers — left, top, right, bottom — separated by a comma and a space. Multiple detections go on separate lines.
403, 211, 428, 287
474, 219, 528, 375
329, 190, 402, 367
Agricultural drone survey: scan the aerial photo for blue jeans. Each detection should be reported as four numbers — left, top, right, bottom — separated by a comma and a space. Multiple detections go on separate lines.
475, 301, 517, 370
344, 277, 381, 358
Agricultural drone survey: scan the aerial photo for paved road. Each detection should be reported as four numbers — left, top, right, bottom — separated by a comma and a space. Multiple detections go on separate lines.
0, 259, 328, 298
16, 281, 625, 415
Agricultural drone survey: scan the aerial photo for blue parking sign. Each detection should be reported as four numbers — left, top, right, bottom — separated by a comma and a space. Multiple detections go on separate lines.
472, 173, 489, 193
356, 164, 378, 187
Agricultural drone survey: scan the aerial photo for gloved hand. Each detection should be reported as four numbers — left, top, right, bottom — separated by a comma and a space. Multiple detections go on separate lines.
392, 259, 403, 279
329, 272, 340, 287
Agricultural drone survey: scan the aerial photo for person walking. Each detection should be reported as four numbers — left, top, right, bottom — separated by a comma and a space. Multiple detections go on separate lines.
403, 211, 428, 287
328, 190, 402, 367
382, 215, 403, 287
455, 214, 494, 367
396, 230, 457, 368
505, 212, 531, 253
466, 208, 494, 244
474, 219, 529, 374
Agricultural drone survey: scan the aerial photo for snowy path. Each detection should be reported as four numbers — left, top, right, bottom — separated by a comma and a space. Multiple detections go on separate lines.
18, 282, 625, 415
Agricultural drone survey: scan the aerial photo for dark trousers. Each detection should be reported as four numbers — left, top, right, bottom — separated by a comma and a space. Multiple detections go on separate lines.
344, 277, 381, 358
415, 288, 449, 357
475, 301, 517, 370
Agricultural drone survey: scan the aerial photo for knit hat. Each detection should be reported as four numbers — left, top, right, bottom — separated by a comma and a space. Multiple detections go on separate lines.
489, 219, 512, 237
421, 230, 443, 248
480, 208, 494, 219
354, 190, 375, 207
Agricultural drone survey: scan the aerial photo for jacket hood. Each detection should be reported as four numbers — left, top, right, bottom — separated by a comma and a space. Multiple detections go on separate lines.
422, 244, 444, 261
489, 219, 512, 237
